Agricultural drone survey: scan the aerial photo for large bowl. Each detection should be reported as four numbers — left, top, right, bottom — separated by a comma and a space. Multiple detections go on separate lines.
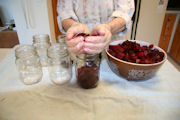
105, 40, 167, 81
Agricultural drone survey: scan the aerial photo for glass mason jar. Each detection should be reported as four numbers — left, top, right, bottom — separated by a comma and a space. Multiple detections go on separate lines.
15, 45, 43, 85
57, 35, 66, 47
33, 34, 51, 67
75, 54, 101, 89
57, 34, 77, 65
48, 43, 72, 85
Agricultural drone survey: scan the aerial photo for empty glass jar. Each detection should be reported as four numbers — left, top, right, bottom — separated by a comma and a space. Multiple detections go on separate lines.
48, 43, 72, 85
57, 34, 76, 65
15, 45, 43, 85
57, 35, 66, 47
33, 34, 51, 67
75, 54, 101, 89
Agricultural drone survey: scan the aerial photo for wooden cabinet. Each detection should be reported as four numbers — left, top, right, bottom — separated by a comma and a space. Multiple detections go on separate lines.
169, 20, 180, 63
52, 0, 62, 39
0, 30, 19, 48
158, 14, 176, 52
159, 13, 180, 63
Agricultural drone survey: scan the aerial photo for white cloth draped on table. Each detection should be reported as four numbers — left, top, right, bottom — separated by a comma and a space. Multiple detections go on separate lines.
0, 49, 180, 120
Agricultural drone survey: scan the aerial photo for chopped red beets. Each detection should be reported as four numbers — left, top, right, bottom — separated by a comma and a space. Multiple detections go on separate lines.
137, 52, 144, 58
77, 66, 99, 89
74, 33, 90, 39
108, 40, 164, 64
149, 44, 154, 49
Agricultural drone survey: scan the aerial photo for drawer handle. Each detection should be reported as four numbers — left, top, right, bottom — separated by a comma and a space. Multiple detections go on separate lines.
167, 21, 174, 23
168, 17, 172, 21
167, 17, 175, 23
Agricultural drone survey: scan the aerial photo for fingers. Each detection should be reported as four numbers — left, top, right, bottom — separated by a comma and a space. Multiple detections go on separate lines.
83, 48, 102, 54
83, 36, 106, 54
85, 36, 105, 43
66, 23, 90, 40
83, 26, 111, 54
66, 36, 84, 47
66, 24, 112, 55
91, 26, 106, 36
66, 27, 83, 40
83, 40, 109, 54
66, 36, 85, 55
66, 26, 89, 55
84, 42, 104, 51
68, 41, 84, 54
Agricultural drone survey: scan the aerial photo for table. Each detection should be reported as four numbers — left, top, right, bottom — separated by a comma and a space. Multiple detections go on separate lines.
0, 48, 10, 62
0, 49, 180, 120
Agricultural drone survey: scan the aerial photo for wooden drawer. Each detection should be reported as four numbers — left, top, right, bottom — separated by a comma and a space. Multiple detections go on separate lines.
159, 35, 171, 52
170, 20, 180, 63
162, 14, 176, 36
158, 14, 176, 52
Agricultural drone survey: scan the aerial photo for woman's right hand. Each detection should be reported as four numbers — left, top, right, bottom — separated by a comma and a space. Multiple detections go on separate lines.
66, 22, 90, 55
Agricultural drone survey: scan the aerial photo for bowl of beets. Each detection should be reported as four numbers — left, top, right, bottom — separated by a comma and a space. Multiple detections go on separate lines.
106, 40, 167, 81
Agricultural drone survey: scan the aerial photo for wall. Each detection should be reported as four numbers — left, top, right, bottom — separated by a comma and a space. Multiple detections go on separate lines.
0, 0, 14, 25
10, 0, 51, 44
136, 0, 168, 45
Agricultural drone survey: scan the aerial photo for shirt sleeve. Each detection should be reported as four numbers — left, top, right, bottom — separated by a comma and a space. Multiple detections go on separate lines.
57, 0, 78, 34
111, 0, 135, 36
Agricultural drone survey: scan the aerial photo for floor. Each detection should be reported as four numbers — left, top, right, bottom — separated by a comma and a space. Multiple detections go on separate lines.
167, 53, 180, 72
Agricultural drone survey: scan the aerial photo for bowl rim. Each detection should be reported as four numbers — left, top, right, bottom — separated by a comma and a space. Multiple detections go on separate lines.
105, 40, 167, 67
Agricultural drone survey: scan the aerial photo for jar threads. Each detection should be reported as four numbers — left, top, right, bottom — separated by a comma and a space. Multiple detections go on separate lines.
33, 34, 51, 67
15, 45, 43, 85
48, 43, 72, 85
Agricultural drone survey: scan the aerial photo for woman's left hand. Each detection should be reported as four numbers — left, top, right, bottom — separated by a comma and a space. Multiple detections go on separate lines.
84, 24, 112, 54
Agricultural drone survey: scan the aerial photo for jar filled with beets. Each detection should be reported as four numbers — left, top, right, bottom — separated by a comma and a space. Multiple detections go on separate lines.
75, 54, 101, 89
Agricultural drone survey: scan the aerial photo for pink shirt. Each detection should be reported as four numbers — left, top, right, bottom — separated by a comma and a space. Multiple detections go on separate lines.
57, 0, 134, 36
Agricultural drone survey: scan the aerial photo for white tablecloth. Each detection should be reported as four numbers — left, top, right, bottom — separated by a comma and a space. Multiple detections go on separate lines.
0, 49, 180, 120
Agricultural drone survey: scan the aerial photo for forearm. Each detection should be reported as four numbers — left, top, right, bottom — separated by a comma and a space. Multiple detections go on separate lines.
62, 18, 76, 32
107, 17, 126, 34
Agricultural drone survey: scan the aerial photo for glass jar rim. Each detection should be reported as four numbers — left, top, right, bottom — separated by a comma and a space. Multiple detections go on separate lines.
76, 54, 99, 60
57, 34, 66, 39
33, 34, 49, 39
17, 54, 39, 60
15, 44, 35, 53
48, 43, 68, 58
33, 34, 50, 43
57, 34, 66, 43
15, 44, 37, 58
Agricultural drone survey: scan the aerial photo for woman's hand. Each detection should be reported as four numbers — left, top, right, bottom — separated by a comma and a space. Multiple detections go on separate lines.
66, 22, 90, 54
84, 24, 112, 54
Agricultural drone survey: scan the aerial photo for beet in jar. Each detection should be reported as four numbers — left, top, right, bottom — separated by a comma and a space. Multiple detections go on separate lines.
75, 54, 101, 89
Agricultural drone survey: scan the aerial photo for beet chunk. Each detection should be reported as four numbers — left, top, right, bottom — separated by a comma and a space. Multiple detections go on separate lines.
108, 40, 164, 64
